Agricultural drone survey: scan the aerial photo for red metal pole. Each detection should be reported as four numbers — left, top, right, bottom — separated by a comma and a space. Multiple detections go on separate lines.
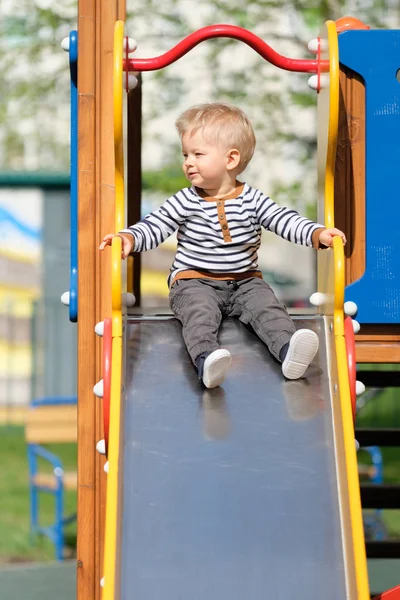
344, 316, 357, 422
125, 24, 326, 73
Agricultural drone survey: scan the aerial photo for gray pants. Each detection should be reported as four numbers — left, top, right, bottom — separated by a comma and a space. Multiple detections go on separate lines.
169, 277, 296, 364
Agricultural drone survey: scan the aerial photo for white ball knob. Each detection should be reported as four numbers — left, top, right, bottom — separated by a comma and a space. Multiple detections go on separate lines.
95, 321, 104, 337
100, 577, 105, 588
355, 439, 360, 452
123, 292, 136, 307
124, 74, 138, 91
61, 37, 70, 52
309, 292, 326, 307
308, 74, 330, 91
93, 379, 104, 398
104, 461, 109, 473
123, 37, 138, 53
356, 380, 366, 396
96, 439, 106, 455
344, 301, 358, 317
307, 38, 328, 53
352, 319, 360, 334
61, 291, 70, 306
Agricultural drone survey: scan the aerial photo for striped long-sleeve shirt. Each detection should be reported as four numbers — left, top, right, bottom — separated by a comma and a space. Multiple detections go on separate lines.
120, 182, 325, 287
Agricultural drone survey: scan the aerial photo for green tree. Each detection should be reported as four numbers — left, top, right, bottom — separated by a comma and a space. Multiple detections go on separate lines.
200, 0, 394, 212
0, 1, 76, 169
0, 0, 397, 207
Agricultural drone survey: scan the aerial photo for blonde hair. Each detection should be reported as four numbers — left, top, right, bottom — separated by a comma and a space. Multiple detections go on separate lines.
176, 102, 256, 173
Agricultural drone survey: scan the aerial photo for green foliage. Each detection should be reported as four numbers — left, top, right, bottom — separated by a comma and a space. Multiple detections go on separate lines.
302, 6, 327, 29
0, 0, 397, 183
0, 1, 76, 169
142, 165, 188, 193
271, 180, 317, 218
291, 92, 315, 108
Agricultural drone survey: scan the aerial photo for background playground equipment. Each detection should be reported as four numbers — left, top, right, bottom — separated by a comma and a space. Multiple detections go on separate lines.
66, 4, 400, 599
25, 396, 77, 561
358, 446, 387, 543
333, 20, 400, 575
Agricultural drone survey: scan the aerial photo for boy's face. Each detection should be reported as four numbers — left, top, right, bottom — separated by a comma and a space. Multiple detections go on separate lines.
181, 130, 237, 192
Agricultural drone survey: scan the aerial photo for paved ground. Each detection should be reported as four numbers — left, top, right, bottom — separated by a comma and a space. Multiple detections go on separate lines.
0, 561, 76, 599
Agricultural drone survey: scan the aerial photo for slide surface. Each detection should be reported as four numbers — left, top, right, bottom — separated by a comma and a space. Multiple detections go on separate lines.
102, 19, 370, 600
116, 314, 354, 599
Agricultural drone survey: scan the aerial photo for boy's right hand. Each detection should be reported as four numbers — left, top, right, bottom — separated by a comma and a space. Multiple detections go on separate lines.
99, 233, 134, 259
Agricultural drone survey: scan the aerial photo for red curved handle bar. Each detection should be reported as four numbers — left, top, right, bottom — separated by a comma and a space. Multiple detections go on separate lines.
344, 316, 357, 423
126, 24, 327, 73
103, 317, 112, 456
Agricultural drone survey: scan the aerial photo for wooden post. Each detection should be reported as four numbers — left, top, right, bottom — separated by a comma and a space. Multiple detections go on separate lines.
335, 66, 366, 286
335, 65, 400, 362
127, 75, 143, 305
77, 1, 125, 598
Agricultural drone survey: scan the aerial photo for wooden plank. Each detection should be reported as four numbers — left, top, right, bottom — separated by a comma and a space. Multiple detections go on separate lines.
127, 77, 142, 305
26, 404, 77, 428
27, 407, 76, 421
33, 472, 78, 490
355, 325, 400, 363
335, 67, 366, 285
77, 1, 97, 598
117, 0, 125, 20
96, 0, 119, 593
356, 325, 400, 341
356, 344, 400, 363
26, 427, 77, 444
26, 406, 77, 420
78, 2, 126, 597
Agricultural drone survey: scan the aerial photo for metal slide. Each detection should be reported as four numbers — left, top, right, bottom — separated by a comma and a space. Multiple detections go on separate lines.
116, 314, 355, 599
102, 21, 369, 600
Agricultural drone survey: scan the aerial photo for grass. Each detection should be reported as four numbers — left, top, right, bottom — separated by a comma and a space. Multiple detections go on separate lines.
0, 426, 76, 563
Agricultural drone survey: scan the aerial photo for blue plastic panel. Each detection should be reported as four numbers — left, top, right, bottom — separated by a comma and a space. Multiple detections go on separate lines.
339, 30, 400, 324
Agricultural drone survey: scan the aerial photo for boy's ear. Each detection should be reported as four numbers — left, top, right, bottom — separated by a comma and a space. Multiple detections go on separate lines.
226, 149, 241, 171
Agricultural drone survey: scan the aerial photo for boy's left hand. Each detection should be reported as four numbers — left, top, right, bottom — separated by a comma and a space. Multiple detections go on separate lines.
319, 228, 347, 248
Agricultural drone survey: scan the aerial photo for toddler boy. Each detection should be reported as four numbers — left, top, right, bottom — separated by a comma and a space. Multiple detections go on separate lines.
100, 103, 346, 388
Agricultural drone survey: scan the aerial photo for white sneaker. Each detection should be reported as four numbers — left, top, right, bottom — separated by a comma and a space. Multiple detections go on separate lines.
203, 349, 232, 389
282, 329, 319, 380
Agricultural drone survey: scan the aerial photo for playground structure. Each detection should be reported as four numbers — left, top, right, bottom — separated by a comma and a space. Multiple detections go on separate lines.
63, 4, 400, 599
26, 396, 78, 561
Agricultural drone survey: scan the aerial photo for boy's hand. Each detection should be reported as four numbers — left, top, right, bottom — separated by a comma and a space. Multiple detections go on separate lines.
319, 228, 346, 248
99, 233, 134, 259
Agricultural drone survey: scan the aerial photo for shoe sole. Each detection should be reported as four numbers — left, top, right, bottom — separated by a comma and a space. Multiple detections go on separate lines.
282, 329, 319, 380
203, 350, 232, 389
